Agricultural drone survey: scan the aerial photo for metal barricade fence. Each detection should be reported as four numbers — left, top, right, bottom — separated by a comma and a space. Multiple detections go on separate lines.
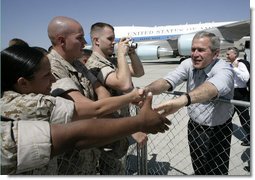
126, 90, 251, 176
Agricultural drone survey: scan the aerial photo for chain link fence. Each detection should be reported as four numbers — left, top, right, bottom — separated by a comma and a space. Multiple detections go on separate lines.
54, 83, 250, 175
126, 87, 250, 175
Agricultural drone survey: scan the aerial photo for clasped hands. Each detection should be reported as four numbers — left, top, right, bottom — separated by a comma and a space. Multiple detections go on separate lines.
130, 87, 183, 117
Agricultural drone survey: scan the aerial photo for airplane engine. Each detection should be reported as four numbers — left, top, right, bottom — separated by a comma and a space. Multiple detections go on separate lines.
114, 44, 168, 60
135, 45, 174, 60
177, 33, 196, 56
136, 45, 160, 60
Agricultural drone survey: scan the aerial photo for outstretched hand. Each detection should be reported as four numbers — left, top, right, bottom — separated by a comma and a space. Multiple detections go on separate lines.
139, 92, 171, 134
154, 98, 183, 117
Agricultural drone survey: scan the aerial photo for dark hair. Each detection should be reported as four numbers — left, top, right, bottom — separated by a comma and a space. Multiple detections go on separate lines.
32, 46, 48, 55
8, 38, 29, 47
48, 45, 53, 52
227, 47, 239, 57
1, 45, 45, 95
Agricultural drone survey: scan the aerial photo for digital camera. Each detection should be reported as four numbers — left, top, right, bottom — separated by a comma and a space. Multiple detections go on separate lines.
128, 40, 138, 49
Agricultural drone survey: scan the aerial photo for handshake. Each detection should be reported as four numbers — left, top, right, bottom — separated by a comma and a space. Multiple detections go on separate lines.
130, 87, 184, 117
128, 87, 171, 135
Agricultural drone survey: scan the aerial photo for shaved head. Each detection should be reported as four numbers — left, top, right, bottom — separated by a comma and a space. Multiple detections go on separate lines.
48, 16, 82, 45
47, 16, 85, 61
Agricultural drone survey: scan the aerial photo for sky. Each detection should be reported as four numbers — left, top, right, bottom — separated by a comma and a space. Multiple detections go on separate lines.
0, 1, 253, 178
0, 0, 252, 50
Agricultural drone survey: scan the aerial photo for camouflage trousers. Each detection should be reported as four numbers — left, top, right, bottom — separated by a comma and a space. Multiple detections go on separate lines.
57, 148, 101, 175
98, 137, 129, 175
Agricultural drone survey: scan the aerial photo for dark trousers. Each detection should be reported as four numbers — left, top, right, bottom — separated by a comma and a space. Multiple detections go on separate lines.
233, 88, 250, 140
188, 118, 233, 175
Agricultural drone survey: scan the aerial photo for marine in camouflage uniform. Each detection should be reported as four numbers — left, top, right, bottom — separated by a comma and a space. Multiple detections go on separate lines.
0, 91, 74, 174
86, 52, 131, 117
48, 49, 101, 175
86, 52, 131, 175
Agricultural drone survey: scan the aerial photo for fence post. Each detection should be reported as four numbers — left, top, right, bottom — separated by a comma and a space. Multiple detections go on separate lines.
137, 142, 148, 175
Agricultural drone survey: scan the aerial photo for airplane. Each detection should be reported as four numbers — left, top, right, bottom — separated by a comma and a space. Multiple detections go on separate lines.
84, 20, 250, 62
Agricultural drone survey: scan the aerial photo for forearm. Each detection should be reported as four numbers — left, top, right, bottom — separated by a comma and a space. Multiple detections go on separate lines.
188, 81, 218, 104
68, 88, 137, 119
93, 82, 111, 99
145, 78, 171, 95
116, 52, 132, 87
50, 116, 141, 156
91, 92, 134, 117
154, 82, 218, 116
129, 52, 144, 77
76, 117, 141, 148
74, 92, 134, 119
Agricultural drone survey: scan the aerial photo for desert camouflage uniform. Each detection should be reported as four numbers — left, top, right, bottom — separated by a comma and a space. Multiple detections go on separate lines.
0, 91, 74, 124
0, 91, 74, 174
48, 49, 101, 175
48, 49, 97, 100
1, 120, 51, 174
86, 52, 130, 117
86, 52, 131, 175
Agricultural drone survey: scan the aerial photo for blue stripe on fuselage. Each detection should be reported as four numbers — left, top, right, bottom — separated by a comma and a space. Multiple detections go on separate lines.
85, 34, 179, 45
115, 34, 179, 42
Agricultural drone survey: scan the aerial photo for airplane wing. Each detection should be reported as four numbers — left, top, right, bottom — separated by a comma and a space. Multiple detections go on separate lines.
141, 20, 250, 59
176, 20, 250, 56
215, 20, 250, 41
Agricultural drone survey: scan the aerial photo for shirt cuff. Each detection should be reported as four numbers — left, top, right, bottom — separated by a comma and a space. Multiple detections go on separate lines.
50, 97, 74, 124
17, 121, 51, 173
99, 66, 115, 85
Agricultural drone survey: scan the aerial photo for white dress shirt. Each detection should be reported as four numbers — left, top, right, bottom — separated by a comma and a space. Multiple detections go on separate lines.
232, 59, 250, 88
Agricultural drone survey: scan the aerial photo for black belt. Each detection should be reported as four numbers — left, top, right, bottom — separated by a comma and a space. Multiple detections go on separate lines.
190, 118, 232, 130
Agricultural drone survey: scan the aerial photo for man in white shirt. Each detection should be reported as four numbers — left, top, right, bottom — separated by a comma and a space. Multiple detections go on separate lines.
226, 47, 250, 147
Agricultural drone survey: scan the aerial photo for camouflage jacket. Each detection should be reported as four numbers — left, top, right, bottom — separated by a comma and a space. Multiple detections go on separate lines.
0, 91, 74, 124
86, 52, 130, 117
1, 119, 51, 174
48, 49, 97, 100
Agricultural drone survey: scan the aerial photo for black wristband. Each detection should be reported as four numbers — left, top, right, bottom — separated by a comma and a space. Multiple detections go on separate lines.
184, 93, 191, 106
